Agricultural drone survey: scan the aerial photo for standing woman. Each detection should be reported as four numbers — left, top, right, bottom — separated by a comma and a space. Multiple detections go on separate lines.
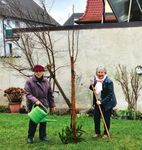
24, 65, 55, 144
89, 65, 117, 138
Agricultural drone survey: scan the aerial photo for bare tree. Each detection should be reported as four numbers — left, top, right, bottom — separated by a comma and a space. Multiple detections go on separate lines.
2, 0, 71, 109
115, 64, 142, 112
68, 7, 80, 142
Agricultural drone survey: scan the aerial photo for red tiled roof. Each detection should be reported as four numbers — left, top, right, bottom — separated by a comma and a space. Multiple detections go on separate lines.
78, 0, 116, 23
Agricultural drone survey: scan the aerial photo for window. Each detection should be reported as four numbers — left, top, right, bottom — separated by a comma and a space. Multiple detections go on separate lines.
7, 19, 10, 26
0, 42, 21, 58
9, 43, 12, 56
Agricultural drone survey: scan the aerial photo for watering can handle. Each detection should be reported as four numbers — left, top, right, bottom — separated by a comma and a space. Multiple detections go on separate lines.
39, 103, 47, 108
32, 104, 48, 113
39, 103, 48, 113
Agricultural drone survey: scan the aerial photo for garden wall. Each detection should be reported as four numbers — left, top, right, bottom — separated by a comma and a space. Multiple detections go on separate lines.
0, 25, 142, 111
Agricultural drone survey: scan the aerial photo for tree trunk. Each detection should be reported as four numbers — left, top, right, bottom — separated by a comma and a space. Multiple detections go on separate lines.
47, 66, 72, 109
71, 56, 77, 143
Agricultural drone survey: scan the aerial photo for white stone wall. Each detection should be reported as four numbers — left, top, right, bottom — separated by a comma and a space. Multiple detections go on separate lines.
1, 26, 142, 111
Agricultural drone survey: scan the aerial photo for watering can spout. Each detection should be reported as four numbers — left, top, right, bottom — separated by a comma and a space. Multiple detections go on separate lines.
40, 117, 57, 122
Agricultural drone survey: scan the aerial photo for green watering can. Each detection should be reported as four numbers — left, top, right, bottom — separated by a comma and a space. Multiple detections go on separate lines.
28, 104, 56, 123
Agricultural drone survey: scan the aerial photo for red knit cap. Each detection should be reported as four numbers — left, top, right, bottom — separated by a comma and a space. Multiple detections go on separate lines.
33, 65, 45, 72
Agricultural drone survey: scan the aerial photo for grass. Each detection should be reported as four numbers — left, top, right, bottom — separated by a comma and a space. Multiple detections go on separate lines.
0, 114, 142, 150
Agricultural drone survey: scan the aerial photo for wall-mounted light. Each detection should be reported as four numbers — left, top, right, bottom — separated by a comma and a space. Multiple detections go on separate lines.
135, 65, 142, 75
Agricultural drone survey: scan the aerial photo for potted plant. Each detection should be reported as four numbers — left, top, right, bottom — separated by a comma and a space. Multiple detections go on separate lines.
4, 87, 25, 113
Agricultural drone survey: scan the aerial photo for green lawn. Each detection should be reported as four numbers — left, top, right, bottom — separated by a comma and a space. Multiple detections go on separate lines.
0, 113, 142, 150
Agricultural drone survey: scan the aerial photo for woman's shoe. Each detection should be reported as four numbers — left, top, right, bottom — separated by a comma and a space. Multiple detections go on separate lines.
92, 134, 101, 138
27, 138, 33, 144
102, 134, 109, 139
40, 136, 48, 141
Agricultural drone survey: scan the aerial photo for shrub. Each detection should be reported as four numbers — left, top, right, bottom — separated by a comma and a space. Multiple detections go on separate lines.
115, 65, 142, 112
59, 124, 85, 144
113, 109, 142, 120
19, 105, 27, 114
0, 105, 10, 113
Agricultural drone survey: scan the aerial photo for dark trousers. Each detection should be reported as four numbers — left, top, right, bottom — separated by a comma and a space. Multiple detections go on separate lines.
93, 105, 112, 135
28, 119, 47, 139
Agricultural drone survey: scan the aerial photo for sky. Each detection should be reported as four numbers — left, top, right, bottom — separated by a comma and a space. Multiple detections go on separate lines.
33, 0, 86, 25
